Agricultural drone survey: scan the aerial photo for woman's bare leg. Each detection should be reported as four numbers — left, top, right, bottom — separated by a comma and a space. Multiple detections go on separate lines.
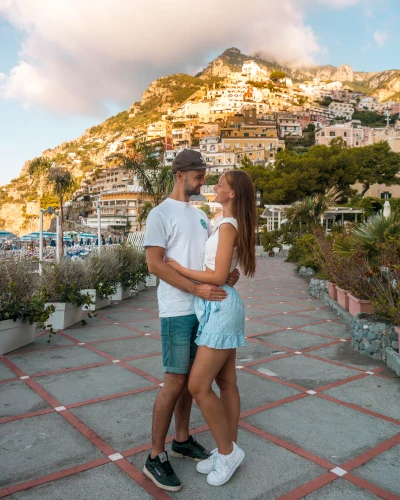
215, 349, 240, 443
188, 346, 234, 455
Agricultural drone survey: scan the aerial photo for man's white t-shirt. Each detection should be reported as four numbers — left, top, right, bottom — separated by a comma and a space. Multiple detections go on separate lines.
144, 198, 212, 318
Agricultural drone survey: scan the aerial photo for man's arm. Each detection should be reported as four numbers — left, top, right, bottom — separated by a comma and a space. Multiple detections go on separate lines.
146, 247, 227, 301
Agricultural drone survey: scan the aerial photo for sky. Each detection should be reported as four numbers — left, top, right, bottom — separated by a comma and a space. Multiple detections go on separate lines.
0, 0, 399, 187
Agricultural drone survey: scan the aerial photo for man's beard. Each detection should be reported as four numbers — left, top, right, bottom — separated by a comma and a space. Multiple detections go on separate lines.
184, 179, 200, 196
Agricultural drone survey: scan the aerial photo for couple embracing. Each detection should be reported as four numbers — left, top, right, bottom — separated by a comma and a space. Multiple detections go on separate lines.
143, 149, 256, 492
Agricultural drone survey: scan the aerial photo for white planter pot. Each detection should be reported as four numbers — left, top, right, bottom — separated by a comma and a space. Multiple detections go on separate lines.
0, 319, 37, 355
111, 284, 131, 301
81, 289, 111, 311
137, 281, 146, 292
45, 302, 83, 330
145, 274, 159, 287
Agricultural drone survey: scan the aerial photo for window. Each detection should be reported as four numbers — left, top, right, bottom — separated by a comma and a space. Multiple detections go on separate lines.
343, 132, 347, 137
330, 132, 335, 137
244, 133, 249, 137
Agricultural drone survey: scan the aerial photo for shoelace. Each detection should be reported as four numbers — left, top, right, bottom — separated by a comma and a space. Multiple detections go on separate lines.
214, 453, 229, 477
157, 460, 175, 476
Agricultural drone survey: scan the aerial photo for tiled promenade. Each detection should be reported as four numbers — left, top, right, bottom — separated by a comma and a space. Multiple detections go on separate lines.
1, 259, 399, 499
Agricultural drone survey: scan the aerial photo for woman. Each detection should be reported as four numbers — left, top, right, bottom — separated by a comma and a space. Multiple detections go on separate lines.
166, 170, 256, 486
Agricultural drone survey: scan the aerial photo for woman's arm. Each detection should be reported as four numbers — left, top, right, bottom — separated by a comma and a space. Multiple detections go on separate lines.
166, 223, 237, 286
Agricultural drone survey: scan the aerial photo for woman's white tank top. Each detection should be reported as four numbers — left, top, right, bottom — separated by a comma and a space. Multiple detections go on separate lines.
203, 217, 239, 272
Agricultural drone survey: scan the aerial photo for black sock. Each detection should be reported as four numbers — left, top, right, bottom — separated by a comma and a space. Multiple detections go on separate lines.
174, 436, 191, 444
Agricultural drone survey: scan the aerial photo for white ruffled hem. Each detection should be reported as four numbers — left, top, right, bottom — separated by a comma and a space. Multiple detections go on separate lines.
195, 331, 245, 349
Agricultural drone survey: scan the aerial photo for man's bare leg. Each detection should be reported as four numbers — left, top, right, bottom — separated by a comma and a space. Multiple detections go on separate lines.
151, 373, 186, 458
174, 381, 193, 442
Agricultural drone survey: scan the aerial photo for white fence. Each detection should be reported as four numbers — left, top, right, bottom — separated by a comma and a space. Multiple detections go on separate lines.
127, 232, 145, 250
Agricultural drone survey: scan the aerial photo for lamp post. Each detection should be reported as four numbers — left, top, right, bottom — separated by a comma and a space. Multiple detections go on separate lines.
39, 206, 58, 274
256, 190, 261, 246
97, 203, 101, 254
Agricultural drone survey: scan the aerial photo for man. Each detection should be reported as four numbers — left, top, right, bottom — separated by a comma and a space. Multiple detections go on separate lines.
143, 149, 239, 492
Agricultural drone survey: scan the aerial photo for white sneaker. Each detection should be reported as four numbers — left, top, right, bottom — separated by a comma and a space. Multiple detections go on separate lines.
196, 448, 217, 474
207, 442, 245, 486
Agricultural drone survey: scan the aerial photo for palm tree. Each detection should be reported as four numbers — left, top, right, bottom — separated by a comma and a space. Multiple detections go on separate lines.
284, 188, 342, 228
136, 201, 153, 231
334, 210, 400, 262
117, 142, 174, 208
29, 157, 76, 253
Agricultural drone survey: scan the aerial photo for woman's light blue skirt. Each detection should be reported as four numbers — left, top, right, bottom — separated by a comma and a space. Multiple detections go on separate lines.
194, 285, 246, 349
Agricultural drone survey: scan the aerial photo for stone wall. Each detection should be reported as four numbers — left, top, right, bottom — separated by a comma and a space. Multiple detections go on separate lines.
351, 315, 398, 360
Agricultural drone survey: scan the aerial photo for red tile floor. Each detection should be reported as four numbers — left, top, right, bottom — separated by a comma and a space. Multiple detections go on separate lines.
0, 258, 399, 499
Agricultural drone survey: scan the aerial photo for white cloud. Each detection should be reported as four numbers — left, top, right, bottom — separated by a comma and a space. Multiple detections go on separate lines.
374, 31, 389, 47
0, 0, 356, 115
315, 0, 360, 8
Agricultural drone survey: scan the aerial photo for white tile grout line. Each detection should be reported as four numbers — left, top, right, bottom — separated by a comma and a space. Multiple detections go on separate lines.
306, 390, 317, 395
294, 351, 302, 355
236, 366, 244, 369
108, 453, 124, 461
159, 383, 164, 387
340, 339, 347, 342
330, 467, 347, 477
55, 406, 66, 412
78, 343, 86, 345
20, 376, 30, 379
112, 360, 121, 363
366, 371, 375, 375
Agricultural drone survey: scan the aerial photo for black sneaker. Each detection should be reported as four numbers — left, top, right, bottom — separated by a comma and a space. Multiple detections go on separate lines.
170, 435, 211, 462
143, 451, 182, 492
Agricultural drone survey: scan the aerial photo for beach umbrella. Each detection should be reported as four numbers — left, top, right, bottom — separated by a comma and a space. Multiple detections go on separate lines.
108, 236, 113, 244
118, 238, 121, 244
86, 239, 90, 245
102, 238, 106, 245
113, 237, 117, 244
80, 238, 83, 246
95, 239, 98, 246
50, 239, 56, 247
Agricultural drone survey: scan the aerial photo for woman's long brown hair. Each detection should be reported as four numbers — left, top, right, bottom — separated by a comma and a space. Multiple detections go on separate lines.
224, 170, 256, 277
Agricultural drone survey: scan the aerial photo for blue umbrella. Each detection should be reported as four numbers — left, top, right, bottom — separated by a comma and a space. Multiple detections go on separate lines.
95, 239, 98, 246
108, 237, 113, 244
80, 238, 83, 245
50, 239, 56, 247
118, 238, 121, 244
113, 237, 117, 244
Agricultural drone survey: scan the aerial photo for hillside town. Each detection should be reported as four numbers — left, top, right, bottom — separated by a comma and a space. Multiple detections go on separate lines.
64, 60, 400, 233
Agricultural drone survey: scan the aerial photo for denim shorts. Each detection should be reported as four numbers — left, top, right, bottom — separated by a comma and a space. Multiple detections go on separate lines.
160, 314, 199, 374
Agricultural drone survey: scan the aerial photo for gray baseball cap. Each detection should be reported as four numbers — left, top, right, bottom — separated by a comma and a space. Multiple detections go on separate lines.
171, 149, 211, 173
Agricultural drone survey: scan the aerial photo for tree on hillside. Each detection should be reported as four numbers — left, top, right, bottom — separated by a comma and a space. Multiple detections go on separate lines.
200, 203, 212, 220
352, 142, 400, 196
240, 154, 253, 169
205, 174, 220, 185
118, 142, 174, 207
28, 158, 76, 252
269, 71, 286, 83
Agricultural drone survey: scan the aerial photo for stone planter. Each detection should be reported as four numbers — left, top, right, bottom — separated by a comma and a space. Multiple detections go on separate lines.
81, 289, 110, 311
347, 294, 374, 316
136, 281, 146, 292
46, 302, 83, 330
327, 281, 337, 301
146, 274, 159, 287
336, 286, 350, 310
0, 319, 37, 355
111, 284, 131, 301
395, 326, 400, 350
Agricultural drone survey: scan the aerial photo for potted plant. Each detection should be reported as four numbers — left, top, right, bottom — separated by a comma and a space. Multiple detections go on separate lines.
366, 239, 400, 346
81, 251, 118, 310
0, 258, 55, 354
41, 260, 93, 329
327, 281, 337, 300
